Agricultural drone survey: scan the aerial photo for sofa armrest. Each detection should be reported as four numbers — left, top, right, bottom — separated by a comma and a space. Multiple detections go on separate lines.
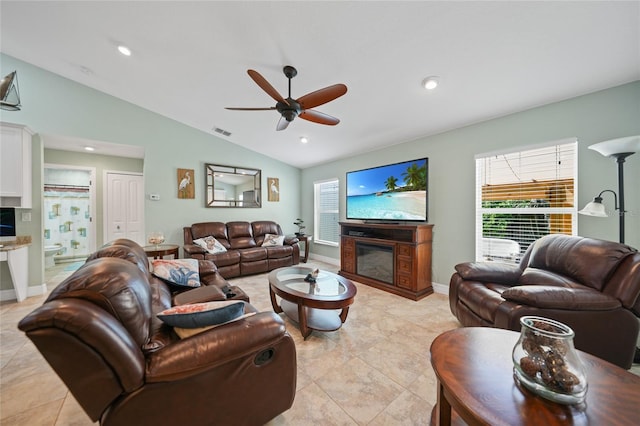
455, 262, 522, 285
145, 311, 288, 382
172, 285, 227, 305
501, 285, 622, 310
183, 244, 205, 257
284, 236, 299, 245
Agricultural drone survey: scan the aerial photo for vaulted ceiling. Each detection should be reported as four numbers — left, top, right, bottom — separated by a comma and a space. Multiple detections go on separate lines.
1, 1, 638, 168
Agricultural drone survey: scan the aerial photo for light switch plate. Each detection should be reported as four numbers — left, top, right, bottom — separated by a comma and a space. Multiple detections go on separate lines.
21, 212, 31, 222
149, 194, 160, 201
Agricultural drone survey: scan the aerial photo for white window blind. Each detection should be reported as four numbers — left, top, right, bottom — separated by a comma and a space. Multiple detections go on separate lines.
314, 179, 339, 246
475, 139, 577, 263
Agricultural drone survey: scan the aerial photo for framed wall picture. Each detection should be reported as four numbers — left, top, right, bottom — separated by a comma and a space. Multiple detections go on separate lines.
268, 177, 280, 202
178, 168, 195, 199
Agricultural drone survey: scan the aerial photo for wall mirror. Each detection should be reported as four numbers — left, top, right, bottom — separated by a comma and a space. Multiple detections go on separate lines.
205, 163, 261, 207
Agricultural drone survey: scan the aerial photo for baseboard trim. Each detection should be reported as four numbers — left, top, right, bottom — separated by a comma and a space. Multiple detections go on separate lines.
0, 283, 47, 302
432, 281, 448, 295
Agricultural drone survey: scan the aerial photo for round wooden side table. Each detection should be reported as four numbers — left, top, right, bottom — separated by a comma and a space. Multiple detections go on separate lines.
143, 244, 179, 259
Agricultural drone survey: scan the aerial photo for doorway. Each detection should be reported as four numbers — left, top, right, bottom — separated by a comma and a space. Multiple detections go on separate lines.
43, 165, 97, 263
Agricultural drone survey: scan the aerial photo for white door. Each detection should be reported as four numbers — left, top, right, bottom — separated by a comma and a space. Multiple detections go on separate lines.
105, 172, 144, 245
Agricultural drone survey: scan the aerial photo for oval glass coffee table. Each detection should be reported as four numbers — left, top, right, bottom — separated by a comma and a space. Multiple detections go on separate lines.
268, 266, 357, 339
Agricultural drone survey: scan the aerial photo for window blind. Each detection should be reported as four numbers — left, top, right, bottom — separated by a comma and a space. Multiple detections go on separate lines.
475, 139, 577, 263
314, 179, 339, 246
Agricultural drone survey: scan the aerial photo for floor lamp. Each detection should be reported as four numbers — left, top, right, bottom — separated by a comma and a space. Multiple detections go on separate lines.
578, 135, 640, 244
579, 135, 640, 364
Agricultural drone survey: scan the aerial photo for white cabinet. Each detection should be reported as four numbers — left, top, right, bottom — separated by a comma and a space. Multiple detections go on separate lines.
0, 122, 33, 208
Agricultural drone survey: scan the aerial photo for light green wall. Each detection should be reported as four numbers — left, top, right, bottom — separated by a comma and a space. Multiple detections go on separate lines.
301, 81, 640, 285
1, 54, 302, 293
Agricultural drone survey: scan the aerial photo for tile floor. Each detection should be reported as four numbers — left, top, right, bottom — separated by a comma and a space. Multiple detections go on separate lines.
1, 260, 638, 425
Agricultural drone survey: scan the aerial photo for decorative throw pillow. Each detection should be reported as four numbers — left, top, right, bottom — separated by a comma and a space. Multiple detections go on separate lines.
174, 312, 257, 338
262, 233, 285, 247
152, 258, 200, 288
193, 236, 227, 254
157, 300, 245, 328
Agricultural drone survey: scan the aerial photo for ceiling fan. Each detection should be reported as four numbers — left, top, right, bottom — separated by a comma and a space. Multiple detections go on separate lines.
225, 66, 347, 131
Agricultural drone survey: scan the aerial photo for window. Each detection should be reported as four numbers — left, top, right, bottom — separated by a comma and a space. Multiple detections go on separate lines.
476, 138, 577, 263
314, 179, 339, 246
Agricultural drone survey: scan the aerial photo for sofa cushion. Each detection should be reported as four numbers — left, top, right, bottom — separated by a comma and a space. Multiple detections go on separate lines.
46, 258, 152, 347
227, 221, 257, 249
240, 247, 267, 262
266, 245, 293, 259
193, 236, 227, 254
157, 300, 245, 328
204, 250, 241, 267
527, 234, 635, 291
152, 259, 200, 288
519, 268, 584, 288
190, 222, 230, 247
502, 286, 622, 310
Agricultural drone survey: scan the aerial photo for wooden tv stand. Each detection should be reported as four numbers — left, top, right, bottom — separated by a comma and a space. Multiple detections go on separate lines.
339, 222, 433, 300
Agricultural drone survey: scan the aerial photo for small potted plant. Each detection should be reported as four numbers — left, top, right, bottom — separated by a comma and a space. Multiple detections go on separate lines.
294, 218, 306, 236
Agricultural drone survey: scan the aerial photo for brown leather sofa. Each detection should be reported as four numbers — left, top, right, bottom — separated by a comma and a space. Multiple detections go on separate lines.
183, 221, 300, 278
18, 240, 297, 425
449, 234, 640, 369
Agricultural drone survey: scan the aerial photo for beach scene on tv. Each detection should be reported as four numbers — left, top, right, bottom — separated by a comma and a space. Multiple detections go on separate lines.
347, 159, 427, 221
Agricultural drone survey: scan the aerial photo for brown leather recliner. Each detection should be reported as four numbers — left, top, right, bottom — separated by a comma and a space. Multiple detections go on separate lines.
18, 243, 297, 425
449, 234, 640, 369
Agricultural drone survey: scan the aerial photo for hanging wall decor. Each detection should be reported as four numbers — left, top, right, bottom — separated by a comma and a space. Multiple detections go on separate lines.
268, 177, 280, 202
178, 168, 195, 199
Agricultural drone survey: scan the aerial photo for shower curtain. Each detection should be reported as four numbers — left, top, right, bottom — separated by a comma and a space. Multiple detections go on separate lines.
43, 185, 91, 260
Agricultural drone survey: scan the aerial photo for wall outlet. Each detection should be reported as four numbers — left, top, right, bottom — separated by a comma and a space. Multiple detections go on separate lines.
21, 212, 31, 222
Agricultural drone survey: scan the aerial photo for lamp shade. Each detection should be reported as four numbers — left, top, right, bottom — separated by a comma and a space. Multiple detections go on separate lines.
0, 71, 21, 111
588, 136, 640, 158
578, 200, 608, 217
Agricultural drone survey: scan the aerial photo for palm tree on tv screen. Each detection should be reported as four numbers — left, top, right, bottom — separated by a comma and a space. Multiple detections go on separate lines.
401, 163, 427, 190
384, 176, 398, 191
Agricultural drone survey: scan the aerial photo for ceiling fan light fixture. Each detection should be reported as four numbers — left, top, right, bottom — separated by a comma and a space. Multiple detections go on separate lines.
422, 76, 439, 90
117, 45, 132, 56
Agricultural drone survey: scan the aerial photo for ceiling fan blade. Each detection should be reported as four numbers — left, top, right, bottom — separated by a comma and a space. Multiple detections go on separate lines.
297, 84, 347, 109
299, 109, 340, 126
247, 69, 289, 105
225, 107, 276, 111
276, 116, 290, 131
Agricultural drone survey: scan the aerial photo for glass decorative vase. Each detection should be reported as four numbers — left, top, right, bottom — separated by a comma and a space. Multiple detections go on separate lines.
512, 316, 587, 405
148, 231, 165, 249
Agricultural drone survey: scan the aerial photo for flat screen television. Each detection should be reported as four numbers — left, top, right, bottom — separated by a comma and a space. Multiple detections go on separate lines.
0, 207, 17, 241
346, 158, 428, 222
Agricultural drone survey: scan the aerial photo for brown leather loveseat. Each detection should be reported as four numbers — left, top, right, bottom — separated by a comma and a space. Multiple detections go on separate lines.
183, 220, 300, 278
18, 239, 297, 425
449, 234, 640, 369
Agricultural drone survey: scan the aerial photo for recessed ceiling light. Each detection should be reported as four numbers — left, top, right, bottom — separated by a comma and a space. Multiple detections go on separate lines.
300, 137, 309, 144
422, 76, 439, 90
117, 45, 132, 56
84, 146, 95, 151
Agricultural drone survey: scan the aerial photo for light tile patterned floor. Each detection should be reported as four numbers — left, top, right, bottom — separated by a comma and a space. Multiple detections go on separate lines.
1, 260, 638, 425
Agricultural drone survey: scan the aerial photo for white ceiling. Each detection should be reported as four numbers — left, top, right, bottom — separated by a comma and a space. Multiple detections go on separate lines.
1, 1, 638, 168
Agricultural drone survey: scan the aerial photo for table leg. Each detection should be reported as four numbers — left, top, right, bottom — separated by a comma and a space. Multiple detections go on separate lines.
434, 380, 452, 426
269, 286, 283, 313
298, 304, 312, 339
339, 306, 350, 323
